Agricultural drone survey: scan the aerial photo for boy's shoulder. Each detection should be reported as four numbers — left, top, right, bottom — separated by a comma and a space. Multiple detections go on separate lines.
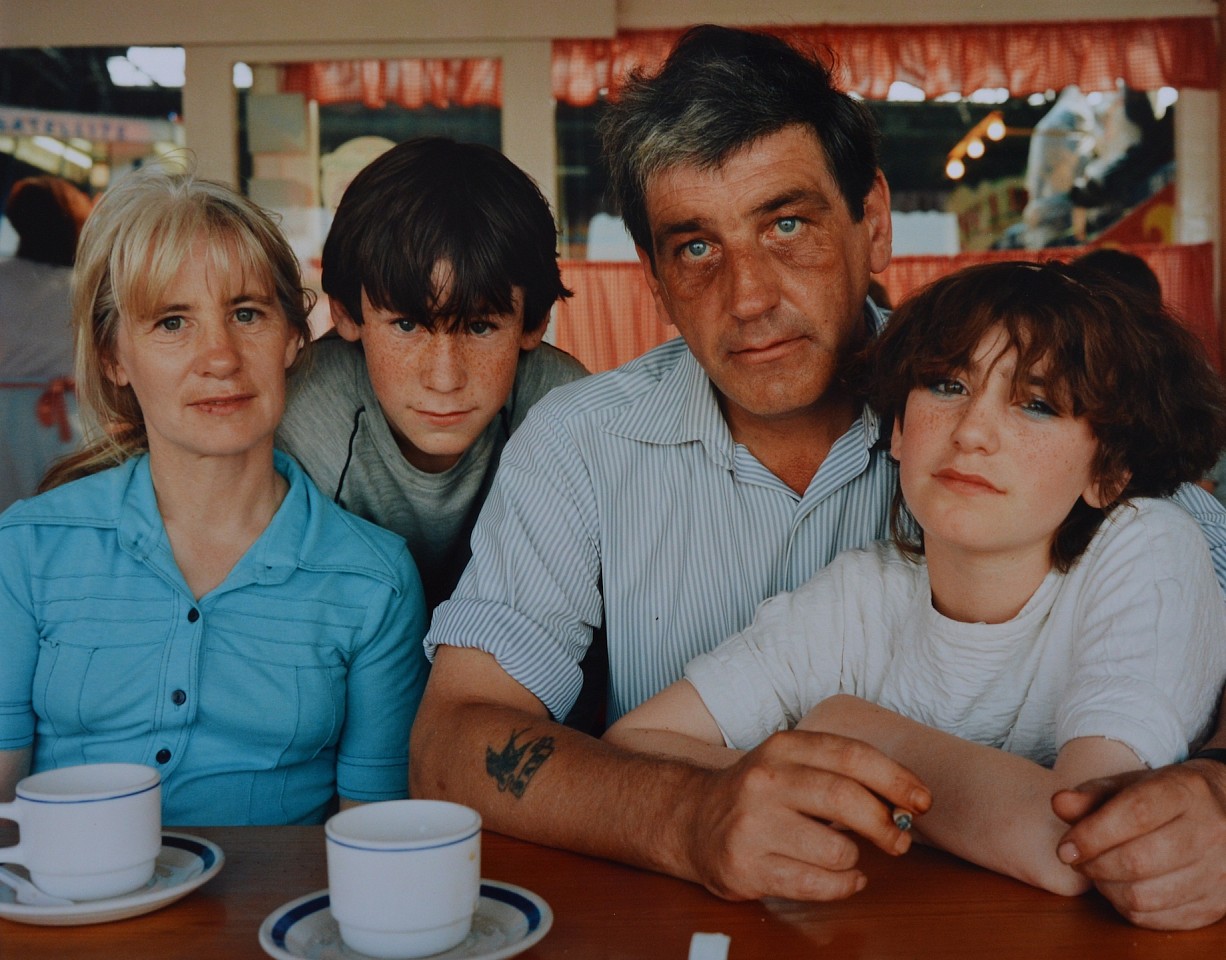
291, 334, 368, 391
509, 342, 588, 420
281, 335, 371, 431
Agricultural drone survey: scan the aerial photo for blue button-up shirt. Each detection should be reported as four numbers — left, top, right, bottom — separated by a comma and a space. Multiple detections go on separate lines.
0, 451, 427, 825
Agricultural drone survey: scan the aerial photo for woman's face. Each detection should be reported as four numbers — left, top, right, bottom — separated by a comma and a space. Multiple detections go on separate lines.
106, 238, 301, 470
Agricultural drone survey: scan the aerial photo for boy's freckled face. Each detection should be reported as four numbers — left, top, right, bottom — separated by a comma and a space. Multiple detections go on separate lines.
333, 277, 544, 474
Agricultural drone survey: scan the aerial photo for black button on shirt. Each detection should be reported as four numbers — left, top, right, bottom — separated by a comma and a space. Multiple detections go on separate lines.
156, 748, 171, 764
171, 689, 187, 706
187, 608, 200, 623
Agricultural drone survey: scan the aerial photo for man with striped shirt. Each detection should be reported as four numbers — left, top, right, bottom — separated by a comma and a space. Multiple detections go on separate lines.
412, 25, 1226, 927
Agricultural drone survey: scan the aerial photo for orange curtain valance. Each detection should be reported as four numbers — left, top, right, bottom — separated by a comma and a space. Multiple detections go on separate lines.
280, 58, 501, 110
552, 19, 1217, 106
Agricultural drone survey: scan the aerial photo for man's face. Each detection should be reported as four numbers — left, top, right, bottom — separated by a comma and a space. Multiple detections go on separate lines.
639, 125, 891, 439
333, 263, 544, 474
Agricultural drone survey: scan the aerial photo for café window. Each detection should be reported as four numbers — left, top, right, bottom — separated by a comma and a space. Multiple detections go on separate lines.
238, 57, 501, 332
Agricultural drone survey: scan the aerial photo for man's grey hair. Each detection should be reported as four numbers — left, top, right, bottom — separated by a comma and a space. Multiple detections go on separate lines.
599, 24, 882, 265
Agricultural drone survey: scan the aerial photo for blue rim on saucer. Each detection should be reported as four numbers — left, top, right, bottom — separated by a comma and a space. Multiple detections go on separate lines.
259, 879, 553, 960
0, 831, 224, 927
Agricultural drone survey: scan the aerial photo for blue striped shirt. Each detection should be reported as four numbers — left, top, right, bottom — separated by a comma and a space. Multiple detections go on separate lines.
426, 307, 1226, 725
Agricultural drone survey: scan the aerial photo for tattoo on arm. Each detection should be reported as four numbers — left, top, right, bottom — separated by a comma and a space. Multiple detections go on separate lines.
486, 728, 556, 798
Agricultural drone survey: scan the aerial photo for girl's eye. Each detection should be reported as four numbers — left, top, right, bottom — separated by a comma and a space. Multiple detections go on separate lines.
157, 316, 184, 332
928, 378, 966, 397
1021, 397, 1057, 418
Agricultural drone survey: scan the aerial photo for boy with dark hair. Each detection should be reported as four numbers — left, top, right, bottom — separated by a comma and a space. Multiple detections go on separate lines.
277, 137, 587, 610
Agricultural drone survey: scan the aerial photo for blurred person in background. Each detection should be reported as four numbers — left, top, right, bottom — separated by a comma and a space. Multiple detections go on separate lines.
0, 175, 92, 510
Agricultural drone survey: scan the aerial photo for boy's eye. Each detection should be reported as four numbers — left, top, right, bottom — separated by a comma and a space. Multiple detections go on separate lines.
393, 318, 422, 334
468, 320, 496, 336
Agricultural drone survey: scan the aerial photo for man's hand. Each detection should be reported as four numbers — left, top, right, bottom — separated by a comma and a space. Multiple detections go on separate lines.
1051, 760, 1226, 929
678, 730, 931, 902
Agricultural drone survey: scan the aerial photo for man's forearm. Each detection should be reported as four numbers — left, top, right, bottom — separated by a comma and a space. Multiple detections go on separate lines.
409, 670, 711, 882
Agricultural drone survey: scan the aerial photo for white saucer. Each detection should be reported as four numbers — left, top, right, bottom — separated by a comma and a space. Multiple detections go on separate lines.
259, 879, 553, 960
0, 831, 224, 926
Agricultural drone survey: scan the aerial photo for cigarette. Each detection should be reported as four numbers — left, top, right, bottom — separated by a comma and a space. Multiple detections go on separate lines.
892, 808, 913, 832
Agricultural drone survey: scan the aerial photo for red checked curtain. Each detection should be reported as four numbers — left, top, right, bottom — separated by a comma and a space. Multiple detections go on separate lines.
280, 59, 501, 109
552, 19, 1217, 103
555, 244, 1220, 374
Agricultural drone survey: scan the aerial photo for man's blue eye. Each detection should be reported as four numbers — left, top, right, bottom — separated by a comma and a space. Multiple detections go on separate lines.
776, 217, 799, 234
684, 240, 709, 258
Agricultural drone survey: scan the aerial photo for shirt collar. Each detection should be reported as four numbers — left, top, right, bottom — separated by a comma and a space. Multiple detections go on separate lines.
117, 450, 307, 592
602, 298, 889, 465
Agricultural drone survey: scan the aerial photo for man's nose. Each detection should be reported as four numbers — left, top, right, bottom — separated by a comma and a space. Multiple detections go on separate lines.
725, 244, 781, 322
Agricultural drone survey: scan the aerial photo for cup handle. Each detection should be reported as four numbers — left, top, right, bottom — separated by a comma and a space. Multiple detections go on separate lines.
0, 800, 25, 865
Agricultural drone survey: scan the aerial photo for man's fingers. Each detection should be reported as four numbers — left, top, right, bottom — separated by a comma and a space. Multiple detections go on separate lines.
1098, 872, 1225, 932
1056, 772, 1182, 863
1051, 780, 1117, 825
1093, 860, 1203, 918
755, 852, 868, 902
768, 731, 932, 816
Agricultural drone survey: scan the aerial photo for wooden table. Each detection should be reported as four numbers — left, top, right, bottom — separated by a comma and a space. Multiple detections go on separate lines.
4, 825, 1225, 958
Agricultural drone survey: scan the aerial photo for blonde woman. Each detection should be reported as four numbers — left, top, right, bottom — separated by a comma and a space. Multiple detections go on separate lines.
0, 164, 427, 825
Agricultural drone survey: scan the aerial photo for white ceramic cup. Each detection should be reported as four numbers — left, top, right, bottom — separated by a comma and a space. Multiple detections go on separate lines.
0, 762, 162, 901
325, 799, 481, 959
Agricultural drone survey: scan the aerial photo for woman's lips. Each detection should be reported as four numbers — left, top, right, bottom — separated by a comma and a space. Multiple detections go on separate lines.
190, 393, 254, 413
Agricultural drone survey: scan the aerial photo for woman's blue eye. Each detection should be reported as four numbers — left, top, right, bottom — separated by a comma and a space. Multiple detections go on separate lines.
235, 308, 257, 323
158, 316, 183, 332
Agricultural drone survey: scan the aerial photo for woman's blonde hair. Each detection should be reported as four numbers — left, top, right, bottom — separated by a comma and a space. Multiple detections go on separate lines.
41, 161, 314, 490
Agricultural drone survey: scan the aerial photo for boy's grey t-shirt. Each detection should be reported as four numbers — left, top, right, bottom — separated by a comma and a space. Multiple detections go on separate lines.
276, 335, 588, 611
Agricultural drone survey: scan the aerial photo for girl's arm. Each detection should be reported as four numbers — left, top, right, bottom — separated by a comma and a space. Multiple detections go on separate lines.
800, 695, 1142, 895
603, 680, 743, 769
